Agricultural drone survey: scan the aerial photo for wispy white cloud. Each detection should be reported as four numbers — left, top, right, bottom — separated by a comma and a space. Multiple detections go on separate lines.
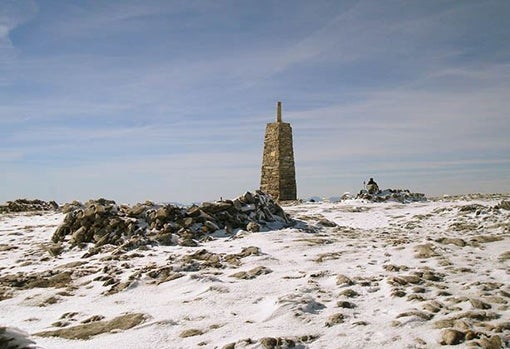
1, 1, 509, 202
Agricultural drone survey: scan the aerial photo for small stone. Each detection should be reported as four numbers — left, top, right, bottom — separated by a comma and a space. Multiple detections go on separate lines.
423, 304, 440, 313
469, 298, 491, 310
336, 301, 356, 309
336, 274, 354, 287
246, 222, 260, 232
412, 286, 427, 293
259, 337, 295, 349
407, 294, 426, 302
434, 319, 454, 329
464, 330, 477, 341
453, 319, 471, 331
339, 289, 359, 298
440, 329, 465, 345
396, 311, 433, 321
230, 266, 272, 280
388, 276, 408, 286
238, 246, 261, 257
325, 313, 344, 327
51, 321, 70, 327
479, 335, 503, 349
179, 329, 203, 338
81, 315, 105, 324
391, 289, 406, 298
415, 243, 438, 258
402, 275, 422, 284
422, 271, 443, 281
435, 237, 467, 247
318, 218, 337, 227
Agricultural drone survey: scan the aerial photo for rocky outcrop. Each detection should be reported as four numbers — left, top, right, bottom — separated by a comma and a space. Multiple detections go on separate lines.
356, 189, 426, 203
34, 313, 148, 340
0, 199, 59, 213
52, 191, 291, 250
0, 326, 39, 349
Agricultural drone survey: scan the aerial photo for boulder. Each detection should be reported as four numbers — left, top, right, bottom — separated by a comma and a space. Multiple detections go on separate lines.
440, 329, 465, 345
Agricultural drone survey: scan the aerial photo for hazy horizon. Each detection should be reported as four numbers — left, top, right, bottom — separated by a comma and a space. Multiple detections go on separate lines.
1, 0, 509, 204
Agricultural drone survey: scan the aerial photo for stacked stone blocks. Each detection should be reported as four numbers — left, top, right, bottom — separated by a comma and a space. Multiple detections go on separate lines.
260, 102, 297, 201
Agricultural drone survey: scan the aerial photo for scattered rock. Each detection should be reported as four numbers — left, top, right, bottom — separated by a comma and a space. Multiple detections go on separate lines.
423, 301, 443, 313
414, 243, 439, 258
339, 289, 359, 298
260, 337, 296, 348
396, 310, 433, 321
470, 298, 492, 310
81, 315, 105, 324
336, 301, 356, 309
435, 237, 467, 247
391, 289, 406, 298
34, 313, 148, 340
318, 218, 337, 227
495, 200, 510, 211
440, 329, 465, 345
434, 319, 454, 329
479, 335, 503, 349
336, 274, 354, 287
325, 313, 345, 327
179, 329, 203, 338
230, 266, 273, 280
246, 222, 260, 232
498, 251, 510, 262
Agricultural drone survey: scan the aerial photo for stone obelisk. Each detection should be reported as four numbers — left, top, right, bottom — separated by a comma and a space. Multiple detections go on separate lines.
260, 101, 297, 201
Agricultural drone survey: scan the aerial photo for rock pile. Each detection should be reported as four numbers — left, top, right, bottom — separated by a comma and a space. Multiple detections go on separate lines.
52, 191, 291, 251
0, 199, 59, 213
356, 189, 426, 203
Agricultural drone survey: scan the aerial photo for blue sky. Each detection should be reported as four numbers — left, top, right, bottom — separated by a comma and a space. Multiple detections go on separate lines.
1, 0, 509, 204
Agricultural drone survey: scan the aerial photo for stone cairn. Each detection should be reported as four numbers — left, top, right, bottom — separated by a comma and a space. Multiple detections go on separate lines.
0, 199, 59, 213
355, 188, 427, 203
51, 191, 291, 252
260, 101, 297, 201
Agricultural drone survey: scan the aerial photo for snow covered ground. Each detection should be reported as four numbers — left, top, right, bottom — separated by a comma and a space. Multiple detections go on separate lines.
1, 194, 509, 349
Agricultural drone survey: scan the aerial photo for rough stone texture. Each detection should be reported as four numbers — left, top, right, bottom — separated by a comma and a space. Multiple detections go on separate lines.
440, 329, 465, 345
356, 189, 426, 203
34, 313, 147, 340
0, 326, 38, 349
260, 102, 297, 201
0, 199, 59, 213
51, 191, 291, 251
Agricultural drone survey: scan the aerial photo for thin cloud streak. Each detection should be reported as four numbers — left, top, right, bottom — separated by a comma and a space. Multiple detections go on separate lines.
0, 1, 509, 203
